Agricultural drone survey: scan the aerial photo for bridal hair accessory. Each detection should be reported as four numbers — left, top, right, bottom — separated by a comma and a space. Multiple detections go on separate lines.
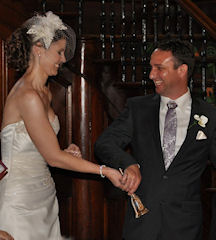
25, 11, 76, 60
26, 11, 67, 49
119, 168, 149, 218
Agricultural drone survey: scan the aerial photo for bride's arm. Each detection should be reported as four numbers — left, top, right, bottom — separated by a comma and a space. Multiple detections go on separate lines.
18, 90, 123, 188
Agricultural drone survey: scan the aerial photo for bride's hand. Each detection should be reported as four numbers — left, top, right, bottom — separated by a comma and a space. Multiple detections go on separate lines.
102, 167, 124, 189
64, 144, 82, 158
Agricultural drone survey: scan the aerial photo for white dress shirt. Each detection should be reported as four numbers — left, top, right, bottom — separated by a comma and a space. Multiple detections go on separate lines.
160, 89, 192, 155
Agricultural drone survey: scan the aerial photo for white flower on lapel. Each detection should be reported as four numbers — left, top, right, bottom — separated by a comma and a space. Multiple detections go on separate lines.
194, 114, 208, 128
196, 130, 207, 140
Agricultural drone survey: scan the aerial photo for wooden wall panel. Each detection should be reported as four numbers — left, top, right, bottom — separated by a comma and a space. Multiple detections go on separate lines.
0, 39, 15, 127
70, 39, 105, 240
0, 40, 7, 126
48, 80, 74, 237
0, 0, 28, 39
0, 2, 215, 239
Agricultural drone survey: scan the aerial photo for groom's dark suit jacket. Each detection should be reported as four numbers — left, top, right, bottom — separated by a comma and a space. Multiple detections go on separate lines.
95, 93, 216, 240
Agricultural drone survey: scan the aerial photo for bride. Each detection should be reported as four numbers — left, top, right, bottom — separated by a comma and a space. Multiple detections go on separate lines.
0, 12, 123, 240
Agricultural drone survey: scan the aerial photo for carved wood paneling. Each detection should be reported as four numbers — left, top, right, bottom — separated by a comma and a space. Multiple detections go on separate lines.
0, 1, 216, 239
0, 0, 29, 39
0, 40, 7, 126
48, 80, 74, 237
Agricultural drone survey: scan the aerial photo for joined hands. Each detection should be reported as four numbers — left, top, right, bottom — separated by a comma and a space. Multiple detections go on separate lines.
101, 164, 141, 195
120, 164, 141, 195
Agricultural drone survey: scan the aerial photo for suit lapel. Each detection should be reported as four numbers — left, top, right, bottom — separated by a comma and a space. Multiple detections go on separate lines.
151, 95, 161, 148
178, 99, 200, 149
151, 95, 165, 170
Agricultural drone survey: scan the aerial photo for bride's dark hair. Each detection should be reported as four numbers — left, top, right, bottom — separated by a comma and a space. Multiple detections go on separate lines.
6, 26, 33, 73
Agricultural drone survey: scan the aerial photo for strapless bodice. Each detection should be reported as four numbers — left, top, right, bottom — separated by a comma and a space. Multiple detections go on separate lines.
0, 116, 60, 195
0, 116, 67, 240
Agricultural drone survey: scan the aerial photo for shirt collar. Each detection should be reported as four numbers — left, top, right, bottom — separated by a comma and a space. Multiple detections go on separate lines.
160, 88, 191, 110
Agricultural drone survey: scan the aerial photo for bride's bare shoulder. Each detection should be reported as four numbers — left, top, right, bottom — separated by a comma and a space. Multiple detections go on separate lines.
2, 80, 41, 128
14, 79, 40, 99
6, 81, 43, 116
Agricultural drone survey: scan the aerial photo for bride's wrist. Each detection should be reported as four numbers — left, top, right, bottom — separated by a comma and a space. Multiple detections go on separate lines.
99, 165, 107, 178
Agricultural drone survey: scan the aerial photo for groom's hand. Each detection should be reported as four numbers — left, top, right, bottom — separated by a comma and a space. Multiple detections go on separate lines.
121, 164, 141, 194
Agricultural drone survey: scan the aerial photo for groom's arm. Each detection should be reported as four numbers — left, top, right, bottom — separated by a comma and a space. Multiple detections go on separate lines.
94, 100, 137, 170
95, 100, 141, 193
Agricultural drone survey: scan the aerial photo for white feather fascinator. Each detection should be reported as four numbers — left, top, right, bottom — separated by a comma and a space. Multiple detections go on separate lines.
25, 11, 76, 60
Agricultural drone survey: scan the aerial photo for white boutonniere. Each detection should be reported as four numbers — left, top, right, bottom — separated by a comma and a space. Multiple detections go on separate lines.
188, 114, 208, 140
189, 114, 208, 129
194, 114, 208, 127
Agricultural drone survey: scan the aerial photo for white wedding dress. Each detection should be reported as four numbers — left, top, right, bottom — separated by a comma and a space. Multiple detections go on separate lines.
0, 116, 66, 240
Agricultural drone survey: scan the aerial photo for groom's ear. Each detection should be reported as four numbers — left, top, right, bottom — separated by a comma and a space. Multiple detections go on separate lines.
177, 64, 188, 77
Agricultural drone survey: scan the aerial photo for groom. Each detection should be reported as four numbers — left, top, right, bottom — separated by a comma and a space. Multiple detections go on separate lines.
95, 39, 216, 240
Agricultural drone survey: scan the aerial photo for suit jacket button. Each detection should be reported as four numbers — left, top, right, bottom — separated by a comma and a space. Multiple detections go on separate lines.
163, 175, 168, 179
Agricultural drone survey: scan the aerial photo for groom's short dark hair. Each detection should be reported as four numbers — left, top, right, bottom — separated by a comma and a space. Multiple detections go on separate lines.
156, 39, 195, 78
